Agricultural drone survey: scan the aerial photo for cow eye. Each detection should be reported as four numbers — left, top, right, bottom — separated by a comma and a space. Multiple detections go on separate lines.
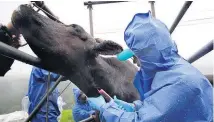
66, 24, 88, 41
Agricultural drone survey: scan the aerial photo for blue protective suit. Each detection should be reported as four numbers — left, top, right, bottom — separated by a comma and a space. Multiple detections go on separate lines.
72, 88, 95, 122
27, 67, 60, 122
99, 11, 213, 122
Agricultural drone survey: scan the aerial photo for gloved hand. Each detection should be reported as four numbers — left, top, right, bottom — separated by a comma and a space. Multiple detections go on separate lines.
0, 23, 21, 48
0, 23, 20, 76
88, 95, 106, 111
91, 110, 100, 122
0, 24, 11, 45
113, 96, 135, 112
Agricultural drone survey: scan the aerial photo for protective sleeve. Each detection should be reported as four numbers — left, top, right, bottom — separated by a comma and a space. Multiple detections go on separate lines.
88, 96, 106, 111
100, 80, 198, 122
73, 108, 95, 121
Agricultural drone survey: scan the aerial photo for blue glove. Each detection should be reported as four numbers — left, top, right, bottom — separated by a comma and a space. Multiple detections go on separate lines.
88, 95, 106, 111
113, 96, 135, 112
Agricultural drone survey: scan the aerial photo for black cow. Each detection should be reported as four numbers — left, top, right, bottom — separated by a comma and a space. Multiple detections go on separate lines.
8, 5, 140, 102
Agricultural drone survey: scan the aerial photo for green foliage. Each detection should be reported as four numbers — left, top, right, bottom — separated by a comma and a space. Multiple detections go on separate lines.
60, 109, 74, 122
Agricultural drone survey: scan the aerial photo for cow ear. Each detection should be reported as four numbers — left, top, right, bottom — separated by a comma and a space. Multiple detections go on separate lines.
91, 40, 123, 56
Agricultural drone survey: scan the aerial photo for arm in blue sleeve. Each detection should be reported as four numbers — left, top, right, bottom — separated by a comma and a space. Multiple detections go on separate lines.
73, 108, 95, 121
100, 81, 198, 122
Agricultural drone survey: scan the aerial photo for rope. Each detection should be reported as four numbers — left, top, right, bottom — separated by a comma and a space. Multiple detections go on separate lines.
31, 2, 63, 24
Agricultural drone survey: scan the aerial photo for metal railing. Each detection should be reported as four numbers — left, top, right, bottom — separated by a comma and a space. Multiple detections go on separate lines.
188, 40, 213, 63
169, 1, 193, 34
84, 1, 129, 36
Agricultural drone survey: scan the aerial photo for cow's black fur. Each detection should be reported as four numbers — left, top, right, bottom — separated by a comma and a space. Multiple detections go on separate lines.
11, 5, 140, 102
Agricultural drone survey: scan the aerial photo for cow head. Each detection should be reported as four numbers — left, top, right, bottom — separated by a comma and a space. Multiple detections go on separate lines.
11, 5, 129, 96
11, 5, 123, 74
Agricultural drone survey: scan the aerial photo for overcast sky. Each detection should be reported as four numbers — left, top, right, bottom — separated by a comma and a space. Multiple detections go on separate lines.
0, 0, 213, 76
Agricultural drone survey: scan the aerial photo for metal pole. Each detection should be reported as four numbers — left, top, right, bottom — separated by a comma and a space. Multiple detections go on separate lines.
31, 1, 62, 23
88, 4, 94, 37
188, 40, 213, 63
0, 41, 42, 68
169, 1, 193, 34
84, 1, 130, 37
46, 72, 50, 122
25, 75, 63, 122
149, 1, 156, 18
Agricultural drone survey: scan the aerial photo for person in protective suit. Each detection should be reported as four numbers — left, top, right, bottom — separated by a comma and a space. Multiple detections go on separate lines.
97, 11, 213, 122
27, 66, 61, 122
72, 88, 99, 122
